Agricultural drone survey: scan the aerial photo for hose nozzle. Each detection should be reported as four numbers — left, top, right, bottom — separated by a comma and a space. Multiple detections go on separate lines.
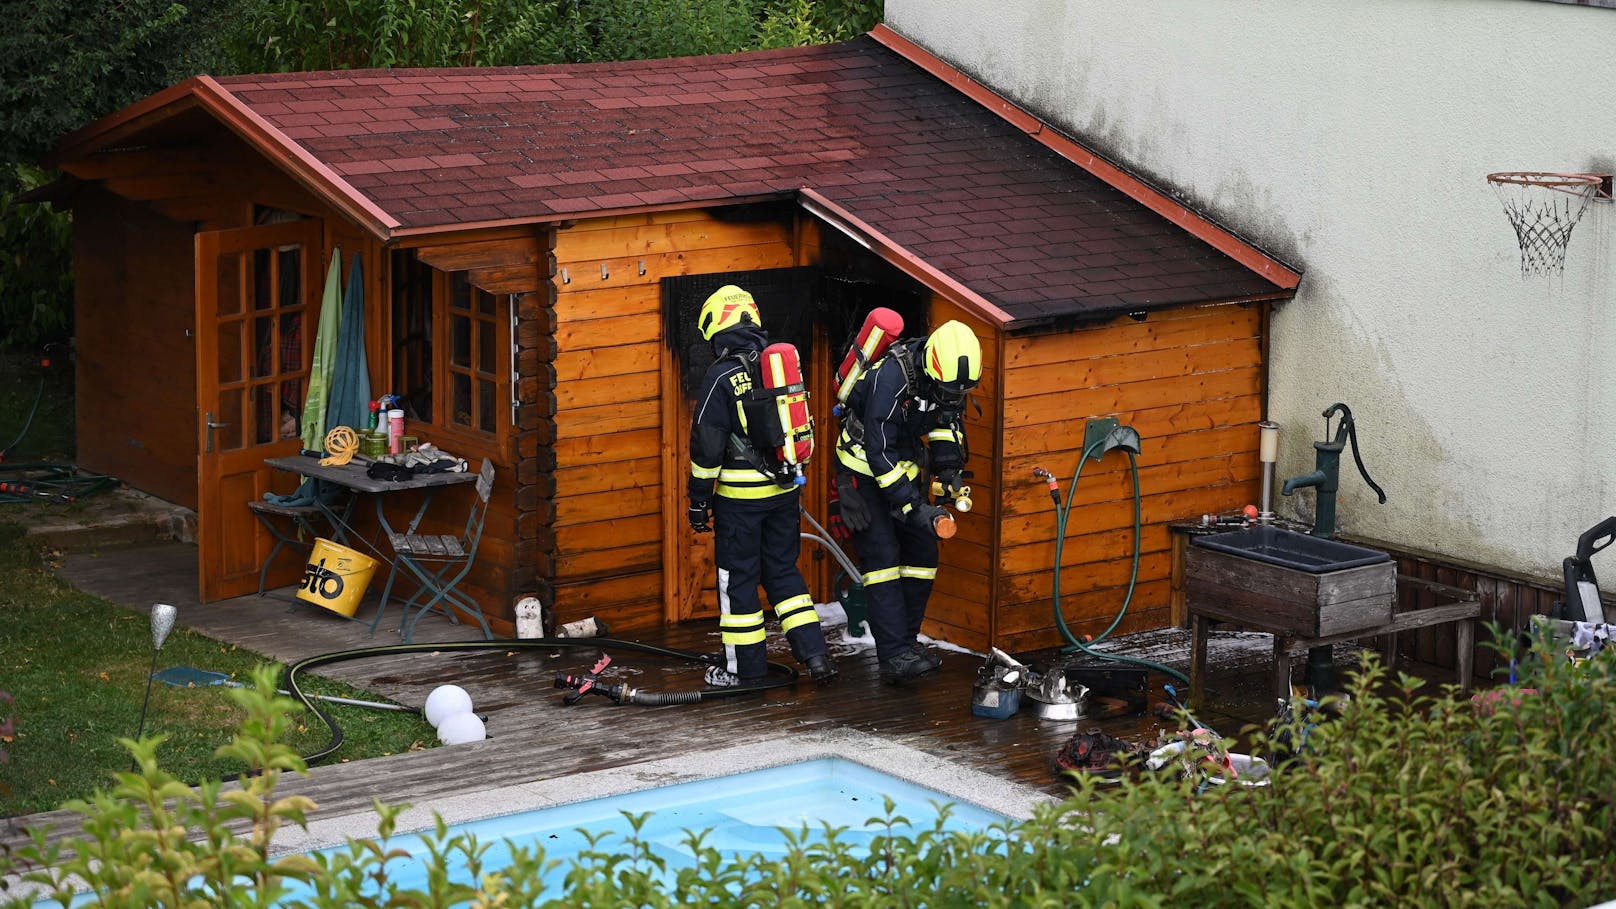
1031, 467, 1060, 506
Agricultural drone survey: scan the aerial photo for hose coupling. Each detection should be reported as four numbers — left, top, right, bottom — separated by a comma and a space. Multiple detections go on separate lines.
1031, 467, 1060, 505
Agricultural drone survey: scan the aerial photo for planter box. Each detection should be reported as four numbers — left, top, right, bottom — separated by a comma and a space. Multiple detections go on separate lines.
1185, 544, 1396, 638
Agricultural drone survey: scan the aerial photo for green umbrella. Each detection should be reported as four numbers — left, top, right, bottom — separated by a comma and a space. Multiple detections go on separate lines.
301, 248, 343, 452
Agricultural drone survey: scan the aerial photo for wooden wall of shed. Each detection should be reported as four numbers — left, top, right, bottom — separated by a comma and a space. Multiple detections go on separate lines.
993, 303, 1266, 653
547, 210, 797, 633
924, 296, 1001, 653
73, 187, 199, 507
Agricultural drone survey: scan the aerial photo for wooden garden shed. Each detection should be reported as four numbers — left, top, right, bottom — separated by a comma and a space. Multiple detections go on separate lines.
44, 25, 1297, 652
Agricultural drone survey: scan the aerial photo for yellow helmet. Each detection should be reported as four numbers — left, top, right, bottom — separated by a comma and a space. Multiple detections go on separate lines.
923, 320, 982, 393
698, 285, 761, 341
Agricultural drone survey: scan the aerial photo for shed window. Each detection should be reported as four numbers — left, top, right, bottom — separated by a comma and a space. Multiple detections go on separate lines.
390, 253, 505, 439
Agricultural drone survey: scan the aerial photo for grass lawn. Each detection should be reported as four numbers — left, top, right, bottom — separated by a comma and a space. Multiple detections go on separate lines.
0, 520, 438, 819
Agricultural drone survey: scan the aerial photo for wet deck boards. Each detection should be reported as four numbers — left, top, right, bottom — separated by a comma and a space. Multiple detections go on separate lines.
4, 542, 1464, 855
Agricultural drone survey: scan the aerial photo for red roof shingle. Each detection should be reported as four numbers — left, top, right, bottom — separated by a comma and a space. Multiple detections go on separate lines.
192, 36, 1290, 325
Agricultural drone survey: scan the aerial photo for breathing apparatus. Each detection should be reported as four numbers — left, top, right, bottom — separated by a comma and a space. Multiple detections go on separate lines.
1035, 418, 1190, 685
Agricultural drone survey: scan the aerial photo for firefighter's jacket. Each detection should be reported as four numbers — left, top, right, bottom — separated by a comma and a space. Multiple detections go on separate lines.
835, 342, 966, 513
688, 328, 793, 503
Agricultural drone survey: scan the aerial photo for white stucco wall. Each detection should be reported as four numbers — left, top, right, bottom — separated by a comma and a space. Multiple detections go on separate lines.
887, 0, 1616, 578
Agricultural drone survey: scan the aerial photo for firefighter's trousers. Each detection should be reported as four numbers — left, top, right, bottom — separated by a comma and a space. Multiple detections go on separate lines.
712, 490, 828, 679
841, 472, 938, 663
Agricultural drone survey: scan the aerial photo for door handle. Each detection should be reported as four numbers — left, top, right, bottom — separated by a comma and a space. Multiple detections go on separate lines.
203, 411, 231, 453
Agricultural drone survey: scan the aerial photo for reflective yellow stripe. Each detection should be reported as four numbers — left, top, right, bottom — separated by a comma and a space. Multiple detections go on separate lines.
776, 595, 817, 632
775, 594, 813, 614
780, 607, 820, 633
926, 428, 959, 444
863, 567, 902, 585
900, 566, 937, 580
874, 462, 908, 487
720, 613, 763, 629
837, 444, 873, 475
716, 482, 794, 500
899, 502, 914, 514
721, 627, 767, 646
690, 462, 720, 480
718, 468, 772, 483
735, 401, 748, 434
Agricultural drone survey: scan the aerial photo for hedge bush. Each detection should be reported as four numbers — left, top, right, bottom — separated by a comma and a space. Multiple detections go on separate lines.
3, 634, 1613, 908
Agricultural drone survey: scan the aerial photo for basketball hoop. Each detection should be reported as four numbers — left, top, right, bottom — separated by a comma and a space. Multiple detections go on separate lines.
1486, 172, 1608, 276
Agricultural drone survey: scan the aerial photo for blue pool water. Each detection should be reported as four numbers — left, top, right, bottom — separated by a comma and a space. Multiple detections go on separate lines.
284, 757, 1010, 901
29, 757, 1010, 906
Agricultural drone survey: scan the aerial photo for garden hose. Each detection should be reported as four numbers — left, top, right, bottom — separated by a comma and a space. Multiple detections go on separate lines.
282, 636, 800, 767
1043, 439, 1190, 686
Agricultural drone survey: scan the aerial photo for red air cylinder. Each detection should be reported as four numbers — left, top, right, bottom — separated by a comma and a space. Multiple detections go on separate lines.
834, 307, 905, 404
761, 342, 814, 484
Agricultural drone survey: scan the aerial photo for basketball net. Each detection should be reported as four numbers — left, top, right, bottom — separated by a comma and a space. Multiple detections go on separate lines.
1487, 172, 1603, 277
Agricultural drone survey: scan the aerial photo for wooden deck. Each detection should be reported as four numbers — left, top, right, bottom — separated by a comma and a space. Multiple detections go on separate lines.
4, 541, 1470, 854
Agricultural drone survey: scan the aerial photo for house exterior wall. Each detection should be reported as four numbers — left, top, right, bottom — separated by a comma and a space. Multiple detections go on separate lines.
886, 0, 1616, 582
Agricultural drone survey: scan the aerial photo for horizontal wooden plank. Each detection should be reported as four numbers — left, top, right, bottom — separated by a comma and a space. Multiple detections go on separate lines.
555, 456, 661, 497
997, 580, 1173, 635
1003, 304, 1259, 369
551, 570, 663, 609
415, 236, 544, 272
555, 484, 662, 527
467, 264, 543, 295
999, 484, 1260, 546
553, 244, 795, 293
554, 370, 659, 410
566, 209, 712, 232
995, 603, 1171, 654
555, 542, 662, 580
553, 428, 663, 468
555, 514, 663, 555
554, 342, 661, 382
554, 219, 791, 263
1000, 551, 1175, 606
555, 312, 662, 350
1003, 367, 1262, 429
554, 285, 661, 322
1000, 451, 1261, 518
1003, 396, 1262, 457
1003, 336, 1260, 400
925, 591, 990, 638
555, 399, 660, 439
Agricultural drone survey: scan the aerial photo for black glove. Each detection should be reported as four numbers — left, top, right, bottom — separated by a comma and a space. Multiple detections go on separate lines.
836, 472, 871, 533
936, 468, 964, 498
688, 500, 712, 533
908, 502, 950, 535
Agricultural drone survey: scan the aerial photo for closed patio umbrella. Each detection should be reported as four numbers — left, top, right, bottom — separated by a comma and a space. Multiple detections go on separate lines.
325, 252, 372, 436
300, 248, 343, 452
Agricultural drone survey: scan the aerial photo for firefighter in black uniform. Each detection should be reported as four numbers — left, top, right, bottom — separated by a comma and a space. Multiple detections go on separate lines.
688, 285, 836, 687
834, 319, 981, 685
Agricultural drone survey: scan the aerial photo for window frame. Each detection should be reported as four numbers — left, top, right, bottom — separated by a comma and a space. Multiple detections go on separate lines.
388, 251, 512, 454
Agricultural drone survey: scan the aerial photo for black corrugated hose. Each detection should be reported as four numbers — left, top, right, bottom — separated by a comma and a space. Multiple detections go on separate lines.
283, 636, 799, 767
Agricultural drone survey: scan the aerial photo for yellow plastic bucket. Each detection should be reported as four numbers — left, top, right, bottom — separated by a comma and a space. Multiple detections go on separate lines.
296, 538, 378, 618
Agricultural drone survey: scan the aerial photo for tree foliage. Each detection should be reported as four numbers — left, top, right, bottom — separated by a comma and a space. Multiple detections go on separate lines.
215, 0, 883, 72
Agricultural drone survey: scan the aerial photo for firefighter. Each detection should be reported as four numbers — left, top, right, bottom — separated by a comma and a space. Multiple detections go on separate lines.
688, 285, 837, 687
834, 319, 981, 685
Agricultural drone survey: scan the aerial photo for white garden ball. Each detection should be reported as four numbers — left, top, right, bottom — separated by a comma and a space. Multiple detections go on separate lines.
423, 685, 473, 728
437, 711, 487, 745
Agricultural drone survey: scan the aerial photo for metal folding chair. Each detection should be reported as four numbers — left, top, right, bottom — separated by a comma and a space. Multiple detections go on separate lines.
380, 459, 496, 643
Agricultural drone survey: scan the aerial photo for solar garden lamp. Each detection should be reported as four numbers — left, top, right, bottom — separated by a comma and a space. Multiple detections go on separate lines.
130, 603, 177, 773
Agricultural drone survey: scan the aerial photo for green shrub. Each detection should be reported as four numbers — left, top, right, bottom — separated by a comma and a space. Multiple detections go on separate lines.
0, 167, 73, 351
6, 632, 1610, 907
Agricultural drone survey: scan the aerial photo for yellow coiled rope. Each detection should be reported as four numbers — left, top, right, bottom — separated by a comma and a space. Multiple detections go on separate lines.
319, 426, 360, 467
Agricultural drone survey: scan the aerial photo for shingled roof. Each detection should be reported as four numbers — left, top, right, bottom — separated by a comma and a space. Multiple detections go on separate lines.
53, 27, 1297, 328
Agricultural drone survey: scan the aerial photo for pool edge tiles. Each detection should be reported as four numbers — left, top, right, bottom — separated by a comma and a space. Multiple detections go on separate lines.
269, 727, 1058, 857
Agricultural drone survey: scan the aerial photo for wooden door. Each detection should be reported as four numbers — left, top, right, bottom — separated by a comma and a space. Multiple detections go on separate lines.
195, 219, 324, 602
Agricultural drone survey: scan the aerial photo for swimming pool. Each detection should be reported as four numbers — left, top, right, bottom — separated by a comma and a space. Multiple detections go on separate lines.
277, 756, 1012, 901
